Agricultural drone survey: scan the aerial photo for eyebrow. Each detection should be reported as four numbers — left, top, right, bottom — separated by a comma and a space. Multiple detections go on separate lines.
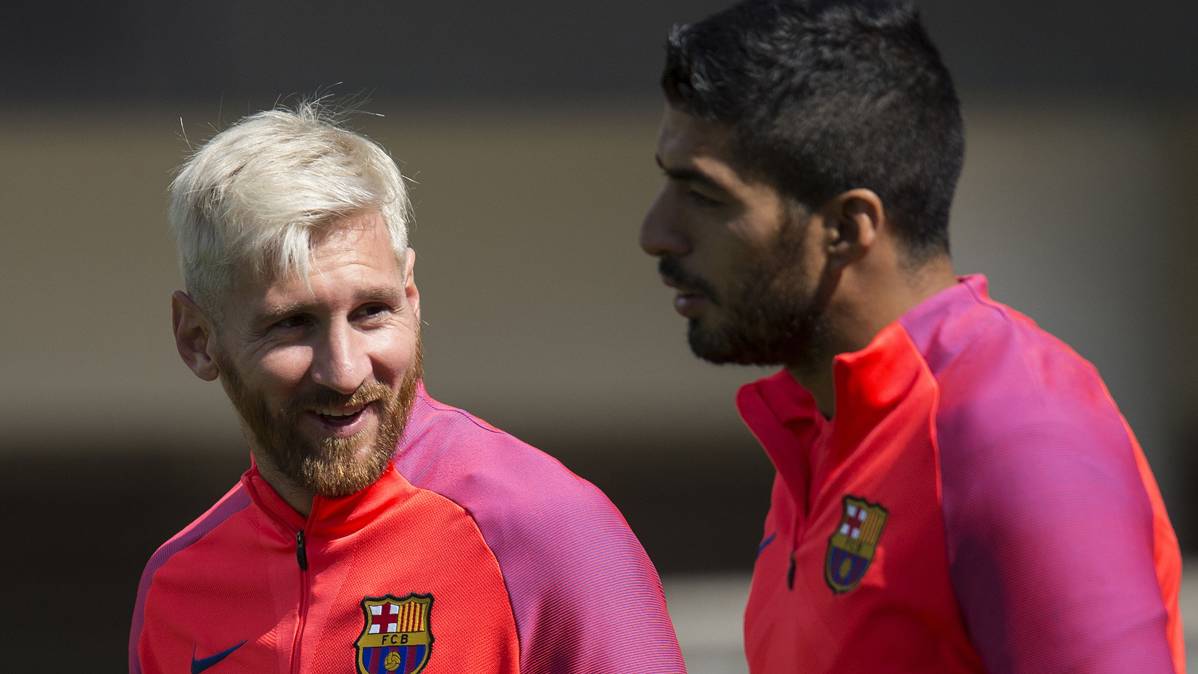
353, 287, 405, 307
655, 155, 725, 192
255, 287, 405, 324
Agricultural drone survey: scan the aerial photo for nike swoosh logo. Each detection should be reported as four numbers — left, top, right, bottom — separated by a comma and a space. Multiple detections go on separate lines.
191, 641, 246, 674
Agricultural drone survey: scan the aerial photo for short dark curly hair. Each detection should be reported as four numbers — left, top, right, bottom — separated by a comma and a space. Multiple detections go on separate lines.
662, 0, 964, 260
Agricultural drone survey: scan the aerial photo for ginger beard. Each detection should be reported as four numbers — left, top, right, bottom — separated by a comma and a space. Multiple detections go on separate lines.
220, 339, 423, 498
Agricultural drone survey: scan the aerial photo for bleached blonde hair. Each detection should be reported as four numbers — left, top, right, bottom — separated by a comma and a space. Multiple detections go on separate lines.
169, 101, 411, 313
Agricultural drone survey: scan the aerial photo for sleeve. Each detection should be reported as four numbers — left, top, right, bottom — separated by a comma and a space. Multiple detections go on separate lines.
940, 420, 1178, 674
496, 480, 687, 674
128, 485, 252, 674
129, 559, 159, 674
129, 576, 147, 674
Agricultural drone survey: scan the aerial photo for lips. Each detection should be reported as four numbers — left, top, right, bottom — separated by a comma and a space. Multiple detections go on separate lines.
672, 292, 709, 318
316, 407, 366, 427
659, 273, 710, 317
661, 276, 704, 296
304, 402, 377, 437
659, 274, 685, 291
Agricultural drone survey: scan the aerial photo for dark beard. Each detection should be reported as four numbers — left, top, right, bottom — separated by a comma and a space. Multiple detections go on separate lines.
675, 222, 825, 367
687, 264, 824, 367
220, 339, 423, 498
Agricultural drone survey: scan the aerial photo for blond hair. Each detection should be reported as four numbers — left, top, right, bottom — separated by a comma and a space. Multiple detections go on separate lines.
169, 101, 411, 311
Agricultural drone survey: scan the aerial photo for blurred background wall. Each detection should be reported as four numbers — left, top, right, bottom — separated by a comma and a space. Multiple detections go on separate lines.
1, 0, 1195, 670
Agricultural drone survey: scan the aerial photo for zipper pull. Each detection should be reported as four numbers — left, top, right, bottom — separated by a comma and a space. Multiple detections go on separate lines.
295, 530, 309, 571
786, 551, 796, 590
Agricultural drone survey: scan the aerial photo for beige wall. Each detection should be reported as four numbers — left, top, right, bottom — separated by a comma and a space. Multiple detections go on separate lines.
1, 100, 1192, 527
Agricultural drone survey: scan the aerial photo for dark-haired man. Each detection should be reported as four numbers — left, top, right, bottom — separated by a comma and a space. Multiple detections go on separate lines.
640, 1, 1183, 672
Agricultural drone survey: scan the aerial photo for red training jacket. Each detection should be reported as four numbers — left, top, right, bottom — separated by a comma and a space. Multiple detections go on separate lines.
739, 275, 1183, 673
130, 387, 686, 674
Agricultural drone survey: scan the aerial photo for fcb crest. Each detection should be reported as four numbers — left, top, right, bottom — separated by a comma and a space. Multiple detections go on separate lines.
825, 496, 888, 594
355, 594, 434, 674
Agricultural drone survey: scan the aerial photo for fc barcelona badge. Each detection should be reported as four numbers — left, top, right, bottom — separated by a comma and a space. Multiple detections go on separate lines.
825, 496, 888, 593
355, 594, 434, 674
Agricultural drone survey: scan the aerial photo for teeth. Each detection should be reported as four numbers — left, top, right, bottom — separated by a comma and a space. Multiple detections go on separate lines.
317, 406, 364, 417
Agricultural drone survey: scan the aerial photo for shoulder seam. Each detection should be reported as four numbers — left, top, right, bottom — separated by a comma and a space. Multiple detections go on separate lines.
402, 481, 525, 665
416, 393, 503, 435
130, 486, 252, 673
942, 286, 1058, 417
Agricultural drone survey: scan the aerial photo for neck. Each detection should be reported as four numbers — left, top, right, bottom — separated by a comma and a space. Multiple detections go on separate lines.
787, 256, 956, 418
252, 451, 314, 517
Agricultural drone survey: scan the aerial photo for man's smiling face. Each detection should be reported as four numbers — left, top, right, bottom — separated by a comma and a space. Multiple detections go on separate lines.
212, 210, 422, 497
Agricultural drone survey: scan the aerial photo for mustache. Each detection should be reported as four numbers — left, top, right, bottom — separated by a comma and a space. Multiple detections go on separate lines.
658, 257, 719, 304
289, 381, 394, 413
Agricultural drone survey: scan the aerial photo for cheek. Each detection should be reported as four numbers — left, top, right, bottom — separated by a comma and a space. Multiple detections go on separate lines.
710, 236, 759, 285
369, 327, 420, 384
253, 345, 316, 393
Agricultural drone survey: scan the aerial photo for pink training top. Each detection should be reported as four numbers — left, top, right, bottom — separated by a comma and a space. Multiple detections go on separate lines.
738, 275, 1183, 673
131, 386, 686, 674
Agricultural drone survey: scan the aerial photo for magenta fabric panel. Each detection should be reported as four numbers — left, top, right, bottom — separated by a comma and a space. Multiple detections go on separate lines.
129, 485, 252, 674
900, 276, 1174, 673
395, 389, 685, 674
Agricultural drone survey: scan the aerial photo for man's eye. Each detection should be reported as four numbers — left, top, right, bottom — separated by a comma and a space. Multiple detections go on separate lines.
356, 304, 392, 320
274, 315, 311, 330
687, 189, 721, 207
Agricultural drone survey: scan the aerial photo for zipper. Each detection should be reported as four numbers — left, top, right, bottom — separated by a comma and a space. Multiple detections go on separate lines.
786, 446, 811, 591
290, 528, 311, 673
295, 529, 309, 571
787, 422, 832, 590
787, 513, 802, 590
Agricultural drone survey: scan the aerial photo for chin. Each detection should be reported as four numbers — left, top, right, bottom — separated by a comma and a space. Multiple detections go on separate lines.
687, 322, 789, 367
686, 320, 737, 364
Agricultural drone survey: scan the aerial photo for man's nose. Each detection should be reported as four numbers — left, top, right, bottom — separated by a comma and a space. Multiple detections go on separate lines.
310, 321, 369, 395
639, 191, 690, 258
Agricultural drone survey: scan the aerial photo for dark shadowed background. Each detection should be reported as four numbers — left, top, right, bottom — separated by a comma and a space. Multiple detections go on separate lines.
2, 1, 1196, 670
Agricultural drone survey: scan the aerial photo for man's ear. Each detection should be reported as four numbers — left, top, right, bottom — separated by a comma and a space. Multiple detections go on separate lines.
171, 290, 221, 381
403, 248, 421, 325
821, 189, 885, 268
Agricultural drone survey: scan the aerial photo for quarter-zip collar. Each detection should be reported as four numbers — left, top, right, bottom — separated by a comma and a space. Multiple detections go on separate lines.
242, 461, 406, 540
736, 370, 823, 508
737, 276, 983, 505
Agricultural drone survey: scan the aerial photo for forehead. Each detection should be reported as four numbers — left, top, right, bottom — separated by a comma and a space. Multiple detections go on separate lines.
304, 211, 398, 272
231, 212, 405, 311
656, 105, 737, 166
656, 105, 779, 201
656, 105, 794, 215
